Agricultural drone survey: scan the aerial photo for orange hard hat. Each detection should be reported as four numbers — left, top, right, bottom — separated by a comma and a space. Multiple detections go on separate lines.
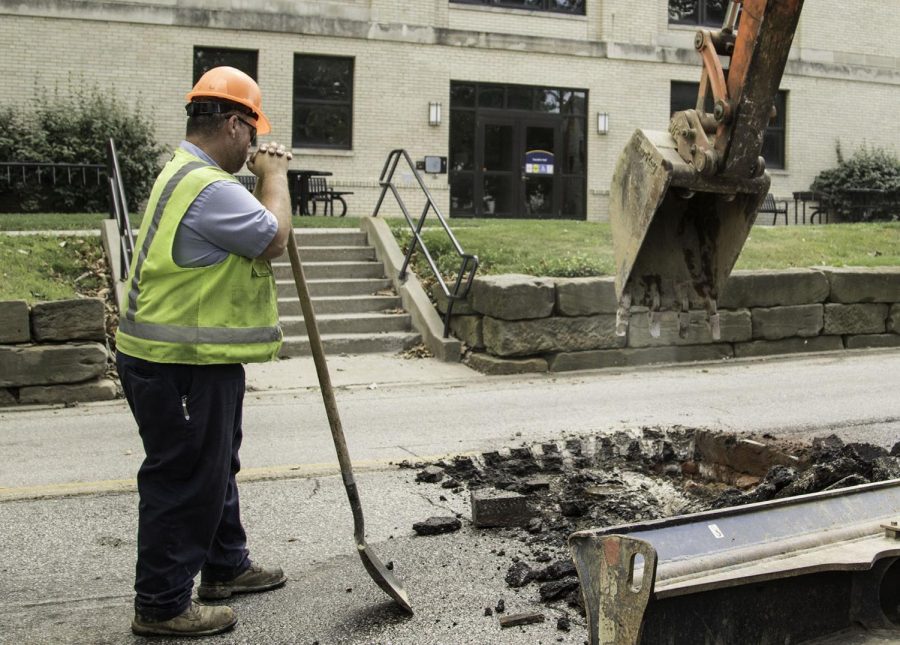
186, 66, 271, 135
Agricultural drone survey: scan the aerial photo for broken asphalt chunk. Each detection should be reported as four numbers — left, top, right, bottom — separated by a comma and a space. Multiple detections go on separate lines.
412, 516, 461, 536
539, 577, 580, 602
416, 465, 445, 483
471, 488, 533, 528
505, 561, 535, 588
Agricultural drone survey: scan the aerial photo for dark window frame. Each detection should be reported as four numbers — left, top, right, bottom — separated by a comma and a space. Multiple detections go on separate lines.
193, 46, 258, 84
292, 54, 355, 151
670, 81, 788, 170
668, 0, 728, 27
449, 81, 588, 219
450, 0, 585, 17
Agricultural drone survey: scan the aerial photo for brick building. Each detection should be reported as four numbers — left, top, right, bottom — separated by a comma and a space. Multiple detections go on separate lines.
1, 0, 898, 220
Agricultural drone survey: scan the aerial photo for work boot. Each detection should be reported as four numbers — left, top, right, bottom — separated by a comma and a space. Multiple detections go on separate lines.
197, 563, 287, 600
131, 600, 237, 637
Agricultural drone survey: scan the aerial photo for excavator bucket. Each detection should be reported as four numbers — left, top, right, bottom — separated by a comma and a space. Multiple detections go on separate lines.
609, 0, 803, 338
610, 128, 768, 331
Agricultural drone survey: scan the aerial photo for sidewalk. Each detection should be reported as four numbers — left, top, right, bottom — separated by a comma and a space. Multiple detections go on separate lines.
244, 351, 484, 393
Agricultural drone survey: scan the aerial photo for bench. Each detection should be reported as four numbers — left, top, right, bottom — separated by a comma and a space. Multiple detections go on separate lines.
235, 174, 257, 191
758, 193, 789, 226
307, 176, 354, 217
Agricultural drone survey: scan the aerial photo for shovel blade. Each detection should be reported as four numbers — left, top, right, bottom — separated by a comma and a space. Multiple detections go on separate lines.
610, 129, 769, 314
358, 543, 413, 614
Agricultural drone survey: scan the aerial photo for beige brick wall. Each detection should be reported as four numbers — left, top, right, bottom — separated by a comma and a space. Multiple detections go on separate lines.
1, 0, 898, 221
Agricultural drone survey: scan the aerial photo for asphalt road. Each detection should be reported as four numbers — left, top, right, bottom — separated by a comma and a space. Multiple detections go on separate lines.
1, 348, 899, 644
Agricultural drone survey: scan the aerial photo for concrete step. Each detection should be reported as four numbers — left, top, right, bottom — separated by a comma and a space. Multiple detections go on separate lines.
276, 278, 393, 298
277, 295, 402, 316
296, 245, 376, 262
279, 331, 421, 357
286, 229, 367, 249
280, 313, 412, 336
273, 261, 385, 280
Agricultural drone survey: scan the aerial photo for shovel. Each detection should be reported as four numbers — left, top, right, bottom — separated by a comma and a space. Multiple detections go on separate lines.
285, 229, 413, 614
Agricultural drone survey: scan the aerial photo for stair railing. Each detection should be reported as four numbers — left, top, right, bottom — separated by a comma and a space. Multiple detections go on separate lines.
105, 138, 135, 279
372, 149, 478, 338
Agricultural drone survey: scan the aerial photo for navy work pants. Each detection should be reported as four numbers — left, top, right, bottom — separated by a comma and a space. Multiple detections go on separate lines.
116, 352, 251, 620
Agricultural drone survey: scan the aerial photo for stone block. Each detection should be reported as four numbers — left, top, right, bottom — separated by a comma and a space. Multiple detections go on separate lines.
823, 267, 900, 303
469, 274, 555, 320
0, 300, 30, 343
734, 336, 844, 359
464, 352, 547, 375
889, 305, 900, 334
844, 334, 900, 350
431, 284, 475, 315
471, 488, 532, 528
31, 298, 106, 342
0, 389, 16, 406
0, 343, 109, 387
627, 310, 751, 348
554, 277, 617, 316
450, 315, 484, 349
823, 303, 888, 335
751, 304, 823, 340
718, 269, 829, 308
548, 344, 733, 372
18, 378, 118, 405
483, 315, 621, 357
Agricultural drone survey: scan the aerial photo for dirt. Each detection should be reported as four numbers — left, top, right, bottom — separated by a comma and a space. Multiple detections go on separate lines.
402, 427, 900, 615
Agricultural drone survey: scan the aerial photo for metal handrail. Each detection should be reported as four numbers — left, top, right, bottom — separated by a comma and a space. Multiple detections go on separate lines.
0, 161, 105, 185
372, 149, 479, 338
105, 138, 135, 280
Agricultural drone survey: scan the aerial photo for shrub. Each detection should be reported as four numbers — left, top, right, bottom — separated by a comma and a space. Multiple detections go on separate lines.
811, 143, 900, 222
0, 81, 166, 213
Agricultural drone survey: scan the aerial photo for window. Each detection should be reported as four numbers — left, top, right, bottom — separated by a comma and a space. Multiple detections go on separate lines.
670, 81, 787, 170
193, 47, 258, 84
449, 81, 587, 219
292, 54, 354, 150
669, 0, 728, 27
450, 0, 584, 16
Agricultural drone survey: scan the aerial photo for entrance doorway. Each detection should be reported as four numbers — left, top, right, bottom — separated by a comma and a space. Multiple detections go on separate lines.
477, 116, 560, 218
449, 82, 587, 220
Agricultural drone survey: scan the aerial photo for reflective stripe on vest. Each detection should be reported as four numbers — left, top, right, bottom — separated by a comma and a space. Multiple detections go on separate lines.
118, 317, 281, 345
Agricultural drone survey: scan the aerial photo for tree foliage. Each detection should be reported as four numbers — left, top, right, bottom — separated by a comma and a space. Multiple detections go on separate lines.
811, 142, 900, 222
0, 82, 166, 213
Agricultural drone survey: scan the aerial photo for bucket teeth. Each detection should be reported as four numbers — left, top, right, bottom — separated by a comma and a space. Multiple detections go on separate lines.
615, 293, 632, 337
649, 310, 662, 338
707, 299, 721, 340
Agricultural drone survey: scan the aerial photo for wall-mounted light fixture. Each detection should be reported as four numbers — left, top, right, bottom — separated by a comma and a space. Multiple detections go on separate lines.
428, 101, 442, 126
597, 111, 610, 135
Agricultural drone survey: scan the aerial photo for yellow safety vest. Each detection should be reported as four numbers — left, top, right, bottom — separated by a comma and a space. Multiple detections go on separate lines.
116, 148, 282, 364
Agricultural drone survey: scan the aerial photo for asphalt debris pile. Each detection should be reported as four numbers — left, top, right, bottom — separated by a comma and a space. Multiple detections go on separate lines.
402, 427, 900, 618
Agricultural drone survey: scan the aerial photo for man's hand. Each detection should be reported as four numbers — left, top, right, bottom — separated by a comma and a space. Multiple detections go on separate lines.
247, 141, 293, 179
248, 141, 294, 260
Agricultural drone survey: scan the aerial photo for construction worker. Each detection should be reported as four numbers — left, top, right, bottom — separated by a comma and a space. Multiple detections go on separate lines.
115, 66, 292, 637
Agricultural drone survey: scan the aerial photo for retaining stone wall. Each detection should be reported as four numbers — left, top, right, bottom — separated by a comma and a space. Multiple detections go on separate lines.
436, 268, 900, 374
0, 298, 117, 405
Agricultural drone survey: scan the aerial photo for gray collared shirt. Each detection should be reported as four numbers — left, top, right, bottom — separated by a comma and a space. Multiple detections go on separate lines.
172, 141, 278, 267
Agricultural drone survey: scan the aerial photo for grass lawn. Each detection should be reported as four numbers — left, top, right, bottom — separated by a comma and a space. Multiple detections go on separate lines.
0, 235, 106, 302
390, 220, 900, 278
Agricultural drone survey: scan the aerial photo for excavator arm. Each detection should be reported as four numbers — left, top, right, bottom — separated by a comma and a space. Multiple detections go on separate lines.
610, 0, 804, 340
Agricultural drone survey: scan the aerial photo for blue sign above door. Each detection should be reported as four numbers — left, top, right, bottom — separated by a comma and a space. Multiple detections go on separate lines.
524, 149, 555, 175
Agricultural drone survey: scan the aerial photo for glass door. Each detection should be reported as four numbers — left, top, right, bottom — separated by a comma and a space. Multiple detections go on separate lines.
476, 117, 517, 217
520, 120, 560, 218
